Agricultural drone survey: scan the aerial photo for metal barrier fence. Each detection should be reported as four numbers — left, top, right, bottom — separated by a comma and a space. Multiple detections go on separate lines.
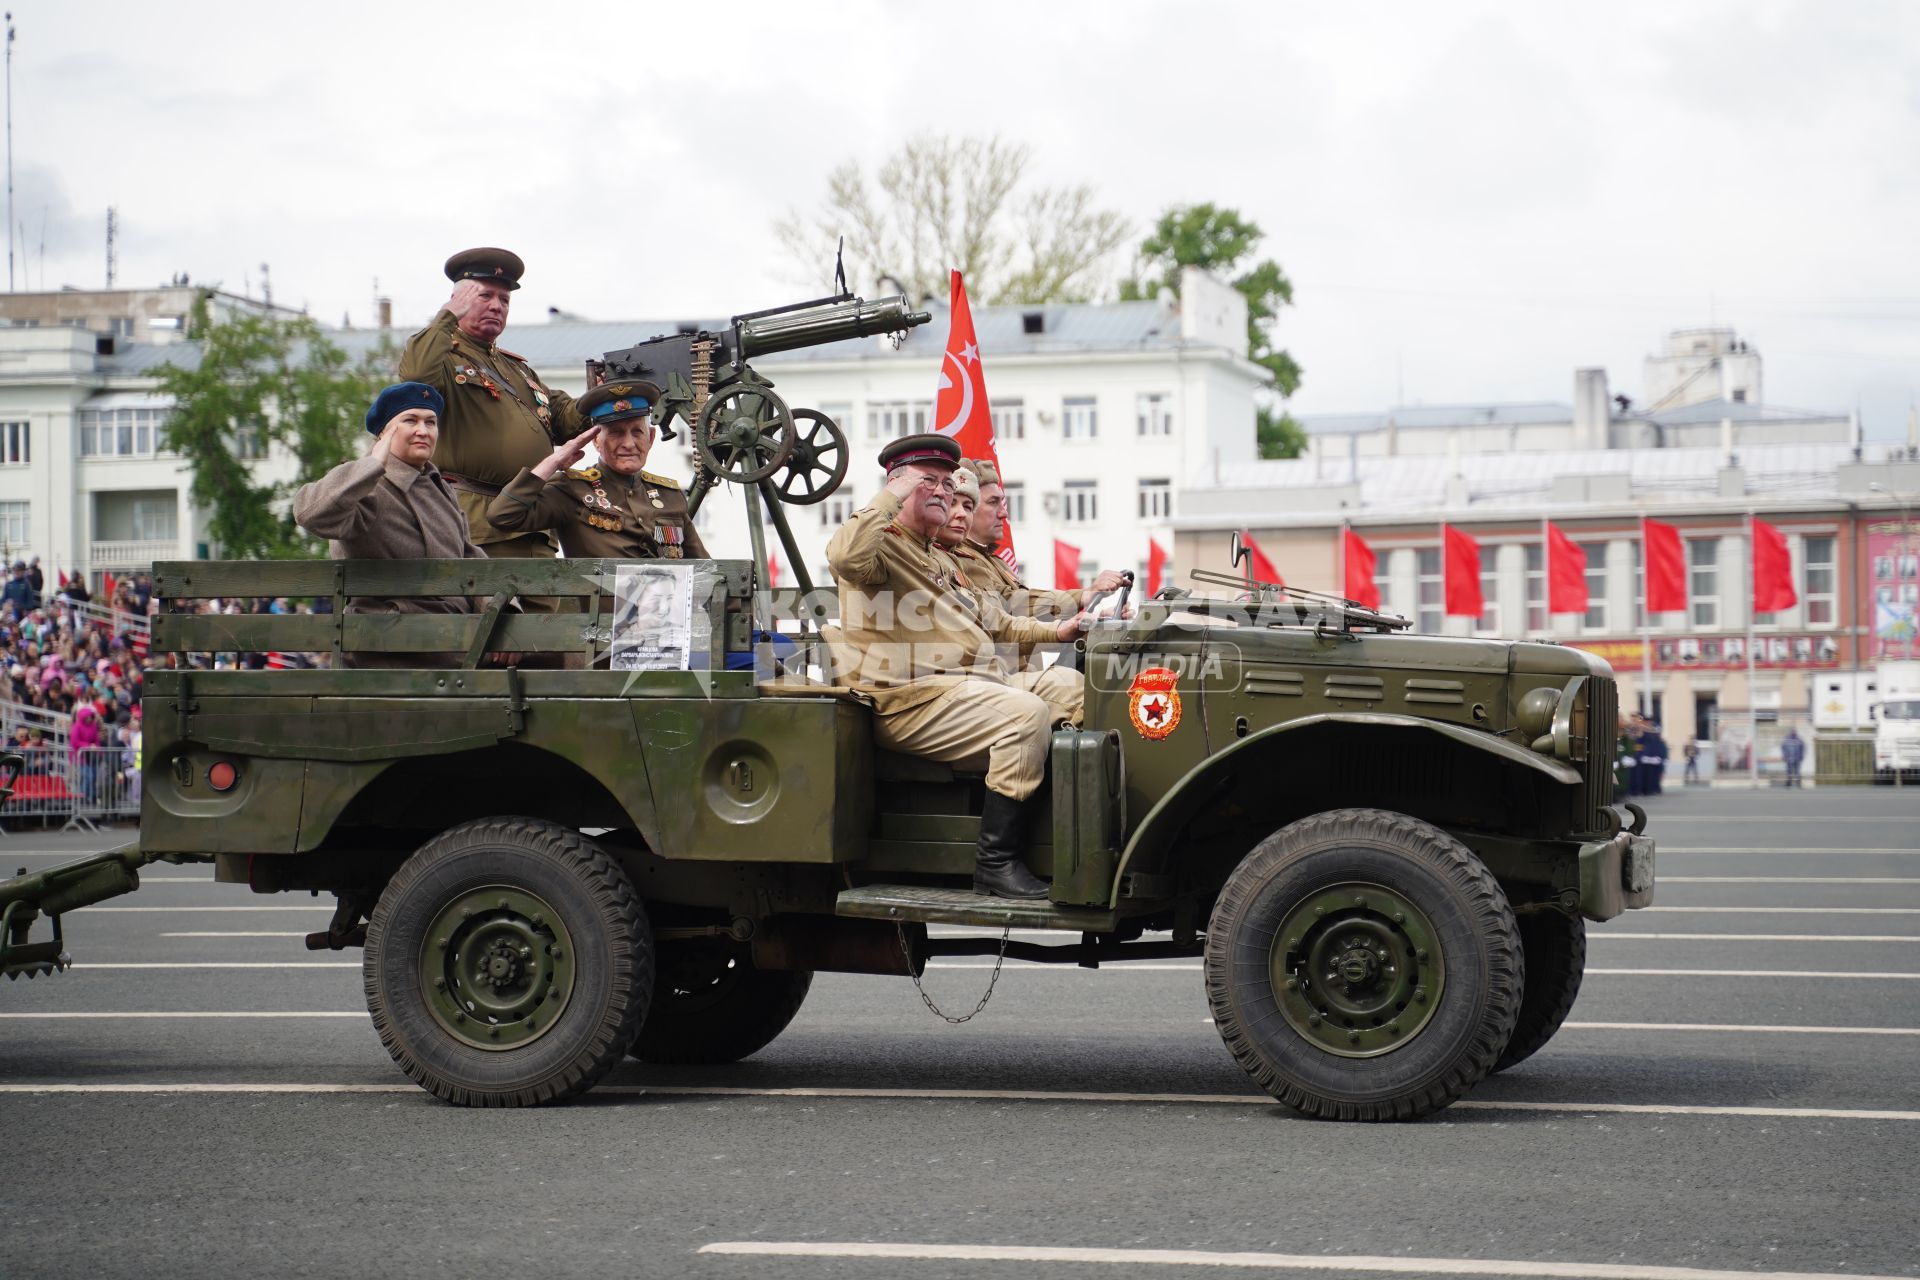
0, 745, 138, 832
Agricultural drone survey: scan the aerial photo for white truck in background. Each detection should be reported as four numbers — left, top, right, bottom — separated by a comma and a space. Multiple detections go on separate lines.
1875, 660, 1920, 782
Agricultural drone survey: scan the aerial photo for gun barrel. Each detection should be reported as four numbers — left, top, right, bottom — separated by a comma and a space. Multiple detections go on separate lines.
737, 295, 931, 360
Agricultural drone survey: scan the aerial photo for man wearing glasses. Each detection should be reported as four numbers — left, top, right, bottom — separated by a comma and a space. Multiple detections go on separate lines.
828, 433, 1086, 899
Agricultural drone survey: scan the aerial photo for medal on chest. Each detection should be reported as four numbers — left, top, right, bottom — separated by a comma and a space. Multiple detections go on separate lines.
645, 485, 666, 510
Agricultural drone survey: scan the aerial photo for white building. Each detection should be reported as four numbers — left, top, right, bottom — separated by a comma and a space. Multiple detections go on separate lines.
0, 270, 1268, 589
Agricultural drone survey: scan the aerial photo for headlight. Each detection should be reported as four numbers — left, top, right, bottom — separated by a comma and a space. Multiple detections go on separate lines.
1518, 686, 1562, 746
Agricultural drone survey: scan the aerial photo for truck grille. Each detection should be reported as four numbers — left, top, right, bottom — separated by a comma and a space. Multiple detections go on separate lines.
1580, 675, 1619, 831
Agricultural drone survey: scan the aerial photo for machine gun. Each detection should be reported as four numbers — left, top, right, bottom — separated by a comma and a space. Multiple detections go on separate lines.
594, 287, 931, 607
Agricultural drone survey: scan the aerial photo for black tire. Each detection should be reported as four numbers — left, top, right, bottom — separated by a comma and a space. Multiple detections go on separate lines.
1493, 910, 1587, 1073
1204, 808, 1523, 1121
364, 817, 652, 1106
631, 939, 812, 1065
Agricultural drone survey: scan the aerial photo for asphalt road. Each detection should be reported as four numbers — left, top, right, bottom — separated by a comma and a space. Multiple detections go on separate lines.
2, 788, 1917, 1280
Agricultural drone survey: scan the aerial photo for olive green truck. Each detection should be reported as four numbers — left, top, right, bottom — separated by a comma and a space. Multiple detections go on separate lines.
0, 548, 1653, 1122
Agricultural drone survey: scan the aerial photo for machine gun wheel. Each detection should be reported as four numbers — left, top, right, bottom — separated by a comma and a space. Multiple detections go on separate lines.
772, 409, 851, 505
695, 383, 797, 484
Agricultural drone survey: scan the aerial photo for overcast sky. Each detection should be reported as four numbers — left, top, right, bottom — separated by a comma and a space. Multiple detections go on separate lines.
10, 0, 1918, 438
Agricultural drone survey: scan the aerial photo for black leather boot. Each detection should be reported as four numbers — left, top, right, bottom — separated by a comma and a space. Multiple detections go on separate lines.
973, 789, 1050, 900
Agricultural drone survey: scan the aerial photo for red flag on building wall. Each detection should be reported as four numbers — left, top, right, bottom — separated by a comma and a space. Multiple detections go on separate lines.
1241, 531, 1283, 586
1442, 525, 1484, 617
1643, 517, 1687, 614
1053, 539, 1081, 590
933, 271, 1016, 568
1545, 522, 1589, 614
1147, 539, 1169, 597
1752, 515, 1797, 614
1343, 528, 1379, 609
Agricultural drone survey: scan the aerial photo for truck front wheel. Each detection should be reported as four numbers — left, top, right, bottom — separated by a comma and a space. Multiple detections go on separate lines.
1204, 808, 1523, 1121
630, 939, 812, 1064
1493, 909, 1586, 1072
364, 817, 652, 1106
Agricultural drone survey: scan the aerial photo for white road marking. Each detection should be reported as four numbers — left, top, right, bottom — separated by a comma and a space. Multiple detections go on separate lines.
1643, 906, 1920, 914
86, 906, 331, 913
0, 1012, 364, 1019
1563, 1021, 1920, 1036
1660, 876, 1920, 884
2, 1083, 1916, 1124
1657, 816, 1910, 823
695, 1240, 1914, 1278
1592, 933, 1920, 942
1659, 848, 1920, 854
1585, 968, 1920, 980
67, 963, 357, 970
160, 932, 309, 938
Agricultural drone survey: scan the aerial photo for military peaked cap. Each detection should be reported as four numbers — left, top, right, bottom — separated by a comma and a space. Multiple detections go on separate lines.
879, 432, 961, 472
577, 380, 663, 424
444, 246, 526, 291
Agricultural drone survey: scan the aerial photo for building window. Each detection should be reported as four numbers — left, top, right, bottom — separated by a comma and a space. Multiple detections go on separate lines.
1138, 478, 1171, 520
131, 498, 177, 542
233, 424, 269, 460
866, 400, 929, 442
990, 399, 1025, 441
1632, 541, 1644, 630
818, 494, 856, 529
1137, 392, 1172, 437
1688, 538, 1719, 629
1061, 480, 1097, 524
816, 402, 853, 439
1582, 541, 1608, 632
1077, 557, 1099, 590
1003, 481, 1026, 524
1416, 547, 1442, 632
0, 500, 27, 550
1374, 555, 1394, 616
0, 421, 27, 466
78, 407, 168, 458
1524, 543, 1546, 631
1476, 545, 1502, 634
109, 317, 136, 338
1804, 534, 1836, 627
1062, 396, 1098, 440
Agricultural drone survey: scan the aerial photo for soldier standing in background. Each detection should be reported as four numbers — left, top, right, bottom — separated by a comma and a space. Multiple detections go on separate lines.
398, 248, 583, 607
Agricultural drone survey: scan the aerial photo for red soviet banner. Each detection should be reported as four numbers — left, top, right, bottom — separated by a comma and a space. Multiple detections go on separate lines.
1546, 521, 1588, 614
933, 271, 1015, 568
1751, 515, 1797, 614
1643, 517, 1687, 614
1442, 524, 1483, 617
1343, 527, 1379, 609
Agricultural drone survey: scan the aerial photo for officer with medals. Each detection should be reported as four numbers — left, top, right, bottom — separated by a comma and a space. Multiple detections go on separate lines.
485, 381, 709, 560
398, 248, 584, 599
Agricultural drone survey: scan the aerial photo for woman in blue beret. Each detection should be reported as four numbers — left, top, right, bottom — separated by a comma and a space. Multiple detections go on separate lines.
292, 382, 491, 666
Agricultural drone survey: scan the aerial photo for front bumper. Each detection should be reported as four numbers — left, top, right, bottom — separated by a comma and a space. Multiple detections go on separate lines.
1577, 831, 1656, 922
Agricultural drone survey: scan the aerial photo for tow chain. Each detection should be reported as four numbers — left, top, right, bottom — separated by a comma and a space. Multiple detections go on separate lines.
896, 921, 1010, 1024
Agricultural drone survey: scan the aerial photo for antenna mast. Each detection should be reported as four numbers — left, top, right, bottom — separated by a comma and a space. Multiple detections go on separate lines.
5, 13, 15, 293
105, 206, 116, 287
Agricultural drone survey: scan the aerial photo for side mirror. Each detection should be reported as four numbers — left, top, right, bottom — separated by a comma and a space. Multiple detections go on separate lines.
1229, 530, 1249, 570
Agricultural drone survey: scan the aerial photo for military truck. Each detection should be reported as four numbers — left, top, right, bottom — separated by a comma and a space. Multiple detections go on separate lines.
0, 290, 1653, 1122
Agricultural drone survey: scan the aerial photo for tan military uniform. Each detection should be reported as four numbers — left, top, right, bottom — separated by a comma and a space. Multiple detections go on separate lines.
934, 544, 1083, 727
486, 465, 710, 561
291, 451, 487, 668
398, 309, 582, 554
827, 490, 1083, 800
951, 541, 1081, 670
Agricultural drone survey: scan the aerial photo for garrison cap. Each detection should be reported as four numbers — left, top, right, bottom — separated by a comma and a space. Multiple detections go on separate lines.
879, 432, 961, 473
443, 246, 525, 291
577, 380, 663, 425
964, 457, 1002, 488
950, 466, 980, 504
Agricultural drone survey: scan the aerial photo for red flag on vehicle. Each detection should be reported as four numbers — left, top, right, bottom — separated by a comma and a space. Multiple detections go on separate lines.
1643, 517, 1686, 614
1053, 539, 1081, 590
1147, 539, 1169, 597
933, 271, 1016, 568
1342, 527, 1379, 609
1546, 522, 1589, 614
1752, 515, 1797, 614
1442, 525, 1483, 617
1241, 531, 1283, 586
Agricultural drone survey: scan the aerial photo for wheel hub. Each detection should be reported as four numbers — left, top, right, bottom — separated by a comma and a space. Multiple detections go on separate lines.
419, 886, 577, 1051
1270, 882, 1446, 1059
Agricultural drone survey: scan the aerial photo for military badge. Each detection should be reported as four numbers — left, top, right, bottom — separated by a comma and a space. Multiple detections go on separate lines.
1127, 667, 1182, 741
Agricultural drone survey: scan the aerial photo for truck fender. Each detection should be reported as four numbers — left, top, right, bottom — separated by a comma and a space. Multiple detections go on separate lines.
1109, 712, 1580, 909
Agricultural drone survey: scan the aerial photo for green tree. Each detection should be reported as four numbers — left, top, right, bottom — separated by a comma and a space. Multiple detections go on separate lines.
775, 134, 1132, 305
157, 302, 394, 560
1121, 204, 1306, 459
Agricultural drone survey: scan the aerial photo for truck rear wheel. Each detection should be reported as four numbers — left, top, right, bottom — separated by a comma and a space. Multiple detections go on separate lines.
1204, 808, 1523, 1121
364, 817, 652, 1106
630, 939, 812, 1064
1493, 910, 1586, 1072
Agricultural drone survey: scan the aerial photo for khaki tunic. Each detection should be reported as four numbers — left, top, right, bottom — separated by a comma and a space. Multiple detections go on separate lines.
485, 466, 711, 561
951, 542, 1080, 668
398, 309, 583, 550
827, 492, 1075, 800
292, 452, 488, 668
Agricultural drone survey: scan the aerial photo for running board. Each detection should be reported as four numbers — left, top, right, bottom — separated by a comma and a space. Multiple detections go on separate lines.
834, 883, 1117, 932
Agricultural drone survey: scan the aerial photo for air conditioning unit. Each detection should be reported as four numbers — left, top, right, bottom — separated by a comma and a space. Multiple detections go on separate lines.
1042, 493, 1061, 516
